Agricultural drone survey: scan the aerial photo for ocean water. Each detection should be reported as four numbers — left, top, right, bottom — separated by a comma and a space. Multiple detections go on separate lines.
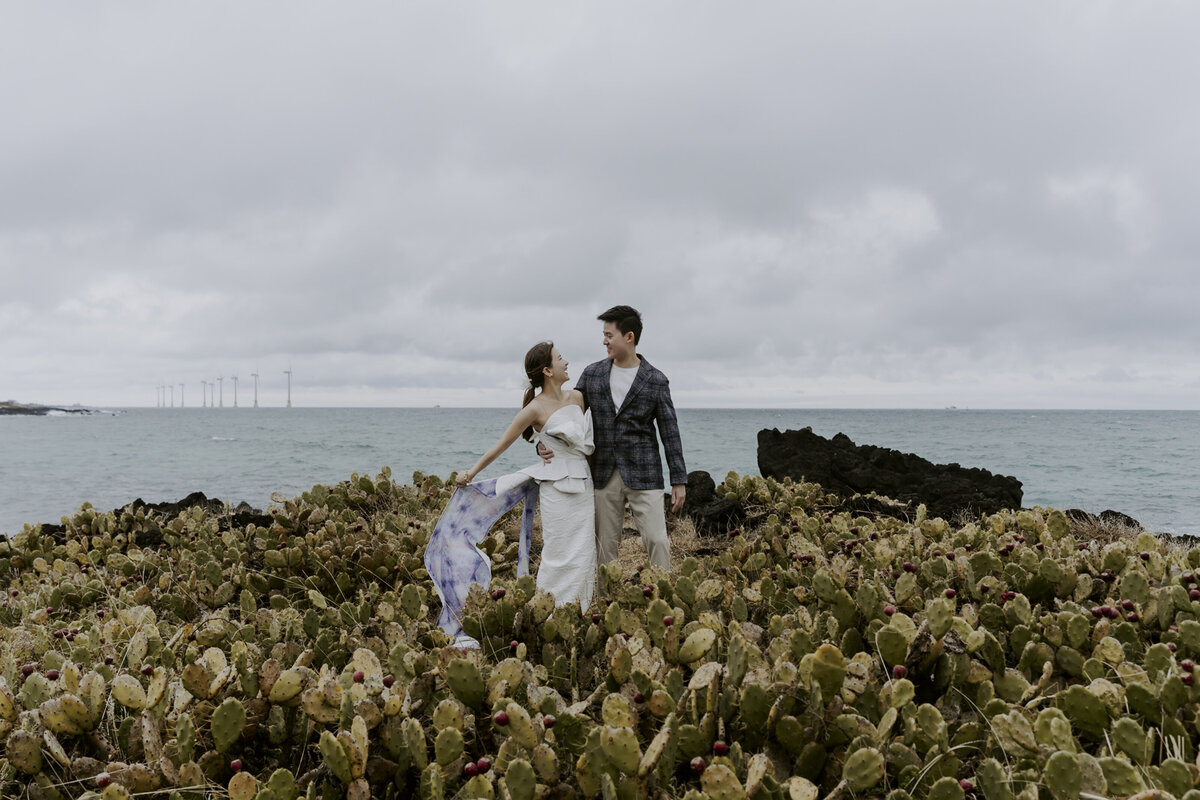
1, 408, 1197, 537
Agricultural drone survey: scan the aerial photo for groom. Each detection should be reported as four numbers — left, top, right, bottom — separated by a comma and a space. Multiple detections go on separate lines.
544, 305, 687, 570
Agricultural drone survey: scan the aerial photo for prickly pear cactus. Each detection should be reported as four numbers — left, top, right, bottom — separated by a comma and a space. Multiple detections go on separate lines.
434, 727, 464, 766
701, 763, 747, 800
6, 468, 1200, 800
445, 658, 486, 709
975, 757, 1012, 800
1044, 751, 1082, 800
228, 771, 258, 800
319, 729, 353, 784
503, 758, 537, 800
811, 644, 846, 699
6, 729, 43, 774
39, 693, 94, 736
211, 697, 247, 753
842, 747, 885, 793
600, 725, 642, 775
676, 628, 717, 664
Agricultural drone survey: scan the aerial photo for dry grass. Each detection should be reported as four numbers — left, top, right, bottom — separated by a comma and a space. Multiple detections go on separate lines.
1069, 516, 1146, 548
524, 509, 734, 579
1069, 516, 1198, 555
614, 511, 730, 576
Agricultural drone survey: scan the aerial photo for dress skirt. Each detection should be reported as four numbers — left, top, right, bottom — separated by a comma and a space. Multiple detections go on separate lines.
535, 476, 595, 609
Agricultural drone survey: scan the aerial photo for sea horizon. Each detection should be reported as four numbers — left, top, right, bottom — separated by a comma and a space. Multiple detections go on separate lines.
12, 402, 1200, 412
3, 407, 1198, 538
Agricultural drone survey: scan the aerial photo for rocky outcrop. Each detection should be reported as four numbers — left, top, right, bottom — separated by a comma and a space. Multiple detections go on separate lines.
0, 402, 109, 416
680, 471, 745, 537
39, 492, 270, 543
757, 427, 1023, 521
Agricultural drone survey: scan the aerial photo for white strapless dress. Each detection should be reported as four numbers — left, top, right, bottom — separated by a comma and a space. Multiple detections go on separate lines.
496, 405, 596, 608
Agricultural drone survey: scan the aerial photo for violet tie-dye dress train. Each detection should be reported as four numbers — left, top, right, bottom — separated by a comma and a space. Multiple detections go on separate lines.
425, 406, 597, 648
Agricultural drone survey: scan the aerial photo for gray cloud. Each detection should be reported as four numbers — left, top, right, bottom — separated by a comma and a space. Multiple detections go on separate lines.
2, 3, 1199, 408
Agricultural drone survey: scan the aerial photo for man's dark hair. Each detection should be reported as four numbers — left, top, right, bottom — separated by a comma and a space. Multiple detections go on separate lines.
597, 305, 643, 345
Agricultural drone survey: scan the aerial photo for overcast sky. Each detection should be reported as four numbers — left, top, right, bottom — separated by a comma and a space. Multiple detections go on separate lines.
2, 2, 1198, 409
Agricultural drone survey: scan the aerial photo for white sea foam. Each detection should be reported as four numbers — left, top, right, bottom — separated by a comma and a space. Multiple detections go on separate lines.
44, 407, 121, 417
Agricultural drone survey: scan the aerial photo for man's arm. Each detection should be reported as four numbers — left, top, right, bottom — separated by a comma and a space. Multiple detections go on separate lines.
574, 367, 593, 411
654, 376, 687, 512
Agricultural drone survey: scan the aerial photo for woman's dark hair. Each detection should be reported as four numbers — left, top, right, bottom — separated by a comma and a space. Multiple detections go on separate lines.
521, 341, 554, 441
597, 304, 642, 345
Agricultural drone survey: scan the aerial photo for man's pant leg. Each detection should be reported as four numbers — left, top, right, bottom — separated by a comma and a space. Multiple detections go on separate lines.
627, 488, 670, 570
594, 471, 627, 567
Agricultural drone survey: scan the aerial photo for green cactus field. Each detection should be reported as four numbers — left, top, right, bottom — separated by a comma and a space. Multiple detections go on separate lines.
1, 467, 1198, 800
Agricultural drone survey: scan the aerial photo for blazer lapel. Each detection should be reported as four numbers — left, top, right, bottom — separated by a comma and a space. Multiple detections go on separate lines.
616, 357, 649, 417
598, 360, 618, 416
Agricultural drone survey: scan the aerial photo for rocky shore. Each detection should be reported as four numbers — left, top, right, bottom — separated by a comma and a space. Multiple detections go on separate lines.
0, 401, 108, 416
757, 426, 1024, 521
36, 492, 270, 542
681, 426, 1149, 537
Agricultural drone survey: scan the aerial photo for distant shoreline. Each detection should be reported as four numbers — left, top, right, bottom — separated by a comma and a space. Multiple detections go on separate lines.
0, 402, 106, 416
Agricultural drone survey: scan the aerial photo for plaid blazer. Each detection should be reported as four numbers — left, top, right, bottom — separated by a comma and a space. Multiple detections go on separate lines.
576, 355, 687, 491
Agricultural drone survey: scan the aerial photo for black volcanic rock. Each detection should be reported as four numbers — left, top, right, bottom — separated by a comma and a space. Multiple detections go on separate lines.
0, 402, 109, 416
680, 470, 744, 537
757, 427, 1023, 521
38, 493, 270, 542
1, 402, 61, 416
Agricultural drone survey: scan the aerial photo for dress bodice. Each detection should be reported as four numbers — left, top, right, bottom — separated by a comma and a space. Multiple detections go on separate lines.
519, 405, 593, 488
535, 405, 594, 455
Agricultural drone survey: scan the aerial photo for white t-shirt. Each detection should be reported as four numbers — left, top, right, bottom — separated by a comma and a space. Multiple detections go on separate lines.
610, 363, 639, 410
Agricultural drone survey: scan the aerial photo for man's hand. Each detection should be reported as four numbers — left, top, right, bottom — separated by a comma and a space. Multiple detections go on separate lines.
670, 484, 686, 513
537, 442, 554, 463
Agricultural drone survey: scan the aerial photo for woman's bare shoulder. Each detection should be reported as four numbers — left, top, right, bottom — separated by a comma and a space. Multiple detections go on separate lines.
513, 400, 542, 424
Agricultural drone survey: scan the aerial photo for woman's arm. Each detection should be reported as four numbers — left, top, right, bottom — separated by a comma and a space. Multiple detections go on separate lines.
457, 404, 541, 486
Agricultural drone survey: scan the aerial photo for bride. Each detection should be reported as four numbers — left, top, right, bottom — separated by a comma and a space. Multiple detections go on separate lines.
424, 341, 596, 647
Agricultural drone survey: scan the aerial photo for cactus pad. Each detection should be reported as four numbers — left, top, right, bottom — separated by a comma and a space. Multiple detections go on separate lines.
228, 771, 258, 800
677, 627, 717, 664
446, 658, 486, 709
600, 725, 642, 774
503, 758, 537, 800
811, 644, 846, 700
111, 674, 146, 710
842, 747, 885, 793
701, 763, 747, 800
434, 727, 464, 767
211, 697, 247, 753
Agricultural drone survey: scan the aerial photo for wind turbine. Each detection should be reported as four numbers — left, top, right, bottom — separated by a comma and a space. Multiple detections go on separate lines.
201, 380, 207, 408
169, 384, 174, 408
156, 385, 161, 408
284, 366, 292, 408
250, 369, 259, 408
179, 383, 185, 408
218, 375, 224, 408
232, 375, 239, 408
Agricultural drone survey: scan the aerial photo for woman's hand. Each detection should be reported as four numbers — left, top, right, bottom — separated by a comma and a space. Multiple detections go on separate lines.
456, 468, 474, 487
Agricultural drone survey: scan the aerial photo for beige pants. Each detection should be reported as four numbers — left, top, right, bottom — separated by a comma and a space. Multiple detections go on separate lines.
594, 471, 670, 570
